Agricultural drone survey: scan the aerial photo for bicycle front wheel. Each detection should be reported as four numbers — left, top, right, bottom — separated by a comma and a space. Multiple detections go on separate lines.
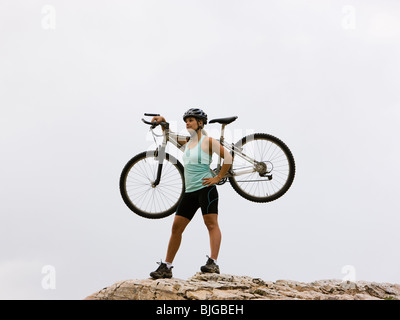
119, 151, 185, 219
229, 133, 295, 203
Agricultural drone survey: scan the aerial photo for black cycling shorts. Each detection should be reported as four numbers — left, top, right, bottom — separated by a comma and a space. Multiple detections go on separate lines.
176, 185, 219, 221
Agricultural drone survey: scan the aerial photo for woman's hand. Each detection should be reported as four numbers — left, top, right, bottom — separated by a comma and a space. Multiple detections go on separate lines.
202, 176, 222, 187
151, 116, 167, 130
151, 116, 166, 124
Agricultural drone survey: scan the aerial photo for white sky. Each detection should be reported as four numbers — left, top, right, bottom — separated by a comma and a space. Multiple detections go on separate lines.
1, 0, 400, 299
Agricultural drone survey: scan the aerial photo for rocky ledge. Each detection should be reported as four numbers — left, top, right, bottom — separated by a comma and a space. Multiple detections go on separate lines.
85, 273, 400, 300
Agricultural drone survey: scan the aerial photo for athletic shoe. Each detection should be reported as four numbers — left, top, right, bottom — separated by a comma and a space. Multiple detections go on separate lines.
150, 261, 173, 279
200, 255, 220, 274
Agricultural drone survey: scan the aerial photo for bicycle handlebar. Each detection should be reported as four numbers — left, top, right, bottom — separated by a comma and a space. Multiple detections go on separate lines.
142, 113, 169, 129
141, 118, 158, 128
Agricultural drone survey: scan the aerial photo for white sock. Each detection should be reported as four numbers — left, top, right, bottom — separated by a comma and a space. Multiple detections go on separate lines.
165, 262, 173, 269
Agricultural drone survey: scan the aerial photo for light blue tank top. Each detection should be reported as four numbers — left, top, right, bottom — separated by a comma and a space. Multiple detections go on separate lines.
182, 135, 215, 192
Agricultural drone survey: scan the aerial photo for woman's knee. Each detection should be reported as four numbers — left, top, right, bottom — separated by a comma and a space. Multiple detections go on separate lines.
203, 214, 219, 231
171, 216, 190, 234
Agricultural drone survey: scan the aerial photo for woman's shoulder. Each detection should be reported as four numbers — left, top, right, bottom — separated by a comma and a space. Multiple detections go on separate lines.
201, 136, 215, 155
204, 136, 220, 145
201, 136, 213, 145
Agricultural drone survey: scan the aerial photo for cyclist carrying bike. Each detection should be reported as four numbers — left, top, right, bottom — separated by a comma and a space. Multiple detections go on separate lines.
149, 108, 233, 279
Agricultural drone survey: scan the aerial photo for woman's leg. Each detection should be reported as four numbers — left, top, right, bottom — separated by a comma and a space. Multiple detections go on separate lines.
202, 213, 221, 260
165, 215, 191, 263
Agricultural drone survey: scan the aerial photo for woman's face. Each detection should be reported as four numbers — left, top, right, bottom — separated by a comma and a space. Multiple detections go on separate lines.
185, 117, 202, 134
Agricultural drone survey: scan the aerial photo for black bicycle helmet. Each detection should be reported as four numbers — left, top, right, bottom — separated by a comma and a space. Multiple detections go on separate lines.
182, 108, 208, 125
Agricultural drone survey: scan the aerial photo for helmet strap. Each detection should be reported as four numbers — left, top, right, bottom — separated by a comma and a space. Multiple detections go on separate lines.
196, 120, 203, 131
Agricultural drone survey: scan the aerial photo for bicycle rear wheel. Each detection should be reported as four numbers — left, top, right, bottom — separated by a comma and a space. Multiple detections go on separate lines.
229, 133, 295, 203
120, 151, 185, 219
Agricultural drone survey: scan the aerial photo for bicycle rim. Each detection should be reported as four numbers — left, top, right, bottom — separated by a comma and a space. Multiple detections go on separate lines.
120, 151, 185, 218
229, 133, 295, 202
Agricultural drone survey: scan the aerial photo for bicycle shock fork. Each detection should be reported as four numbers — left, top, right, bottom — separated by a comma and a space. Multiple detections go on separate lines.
152, 125, 169, 187
152, 147, 165, 187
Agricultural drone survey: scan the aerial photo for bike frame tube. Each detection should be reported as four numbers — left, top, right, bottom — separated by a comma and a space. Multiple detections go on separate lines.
219, 140, 258, 177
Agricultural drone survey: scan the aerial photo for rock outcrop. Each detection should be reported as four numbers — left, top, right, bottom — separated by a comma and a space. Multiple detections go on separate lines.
85, 273, 400, 300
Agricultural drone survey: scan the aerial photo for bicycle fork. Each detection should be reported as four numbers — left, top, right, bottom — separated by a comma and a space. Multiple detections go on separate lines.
152, 128, 169, 188
152, 147, 165, 187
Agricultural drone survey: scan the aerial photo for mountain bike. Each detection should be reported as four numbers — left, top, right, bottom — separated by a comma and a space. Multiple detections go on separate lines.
120, 113, 296, 219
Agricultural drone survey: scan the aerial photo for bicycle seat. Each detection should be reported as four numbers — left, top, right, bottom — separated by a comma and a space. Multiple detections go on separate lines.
209, 116, 238, 125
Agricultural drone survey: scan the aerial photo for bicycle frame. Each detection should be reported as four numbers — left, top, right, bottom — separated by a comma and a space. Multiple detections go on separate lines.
144, 119, 268, 186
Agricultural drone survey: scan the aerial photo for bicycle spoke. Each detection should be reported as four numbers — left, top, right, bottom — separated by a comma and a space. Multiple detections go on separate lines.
123, 155, 184, 216
232, 137, 292, 199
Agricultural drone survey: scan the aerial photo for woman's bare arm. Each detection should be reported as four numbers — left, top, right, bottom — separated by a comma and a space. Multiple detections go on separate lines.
151, 115, 188, 146
202, 137, 232, 186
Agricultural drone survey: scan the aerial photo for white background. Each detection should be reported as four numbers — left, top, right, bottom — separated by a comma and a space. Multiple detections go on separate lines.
1, 0, 399, 299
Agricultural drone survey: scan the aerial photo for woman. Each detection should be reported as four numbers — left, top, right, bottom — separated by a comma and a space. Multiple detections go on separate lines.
149, 108, 232, 279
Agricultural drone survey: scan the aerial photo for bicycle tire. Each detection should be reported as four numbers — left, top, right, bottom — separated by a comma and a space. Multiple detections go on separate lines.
120, 151, 185, 219
229, 133, 295, 203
